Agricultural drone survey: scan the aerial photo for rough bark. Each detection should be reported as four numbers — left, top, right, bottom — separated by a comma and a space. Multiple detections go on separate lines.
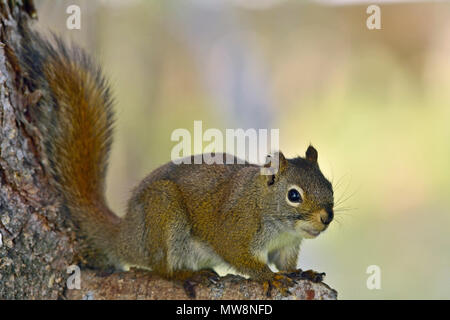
66, 269, 337, 300
0, 0, 80, 299
0, 0, 337, 300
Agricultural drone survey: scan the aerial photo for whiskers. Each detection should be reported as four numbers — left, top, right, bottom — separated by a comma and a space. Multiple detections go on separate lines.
332, 173, 359, 222
332, 215, 343, 227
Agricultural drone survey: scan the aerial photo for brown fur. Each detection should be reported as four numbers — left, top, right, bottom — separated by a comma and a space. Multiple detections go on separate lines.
17, 27, 334, 284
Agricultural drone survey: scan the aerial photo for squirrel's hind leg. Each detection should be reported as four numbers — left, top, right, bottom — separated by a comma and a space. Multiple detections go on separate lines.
123, 179, 220, 298
169, 269, 220, 299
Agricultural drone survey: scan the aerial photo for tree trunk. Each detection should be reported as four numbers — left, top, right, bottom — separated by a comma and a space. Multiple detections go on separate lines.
0, 0, 337, 300
0, 0, 78, 299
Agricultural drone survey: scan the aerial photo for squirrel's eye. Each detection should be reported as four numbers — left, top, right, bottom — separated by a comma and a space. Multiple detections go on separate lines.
287, 189, 301, 203
286, 185, 304, 207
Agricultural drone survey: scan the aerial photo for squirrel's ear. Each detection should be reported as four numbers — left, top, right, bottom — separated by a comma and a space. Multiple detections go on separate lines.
264, 152, 288, 185
305, 145, 318, 164
277, 152, 288, 172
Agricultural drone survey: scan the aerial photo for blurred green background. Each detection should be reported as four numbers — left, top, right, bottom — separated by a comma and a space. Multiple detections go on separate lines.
34, 0, 450, 299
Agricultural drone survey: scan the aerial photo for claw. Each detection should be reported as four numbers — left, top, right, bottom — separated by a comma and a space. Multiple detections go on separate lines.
263, 273, 297, 298
283, 269, 325, 282
96, 267, 116, 278
286, 270, 301, 279
207, 274, 220, 285
183, 280, 197, 299
263, 281, 272, 298
300, 269, 326, 282
182, 270, 221, 299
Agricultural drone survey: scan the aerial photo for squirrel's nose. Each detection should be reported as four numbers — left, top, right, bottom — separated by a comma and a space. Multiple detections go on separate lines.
320, 209, 334, 225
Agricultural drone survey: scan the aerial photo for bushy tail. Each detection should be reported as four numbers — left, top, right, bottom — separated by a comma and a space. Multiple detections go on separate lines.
18, 27, 121, 267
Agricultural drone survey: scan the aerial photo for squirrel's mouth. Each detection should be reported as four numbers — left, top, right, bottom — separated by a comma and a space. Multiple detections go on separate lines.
300, 228, 321, 238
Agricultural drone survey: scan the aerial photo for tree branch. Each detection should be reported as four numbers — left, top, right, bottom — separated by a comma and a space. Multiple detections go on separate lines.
65, 269, 337, 300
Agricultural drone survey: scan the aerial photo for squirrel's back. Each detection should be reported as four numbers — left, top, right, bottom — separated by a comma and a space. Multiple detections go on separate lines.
17, 27, 121, 266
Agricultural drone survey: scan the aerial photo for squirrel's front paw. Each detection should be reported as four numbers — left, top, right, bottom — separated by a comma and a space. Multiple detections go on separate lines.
285, 269, 326, 283
263, 273, 297, 298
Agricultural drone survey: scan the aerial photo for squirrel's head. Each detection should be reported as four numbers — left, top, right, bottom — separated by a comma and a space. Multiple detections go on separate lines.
261, 145, 334, 239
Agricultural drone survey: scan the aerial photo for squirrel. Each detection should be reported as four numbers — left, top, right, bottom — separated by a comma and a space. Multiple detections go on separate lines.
15, 25, 334, 298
